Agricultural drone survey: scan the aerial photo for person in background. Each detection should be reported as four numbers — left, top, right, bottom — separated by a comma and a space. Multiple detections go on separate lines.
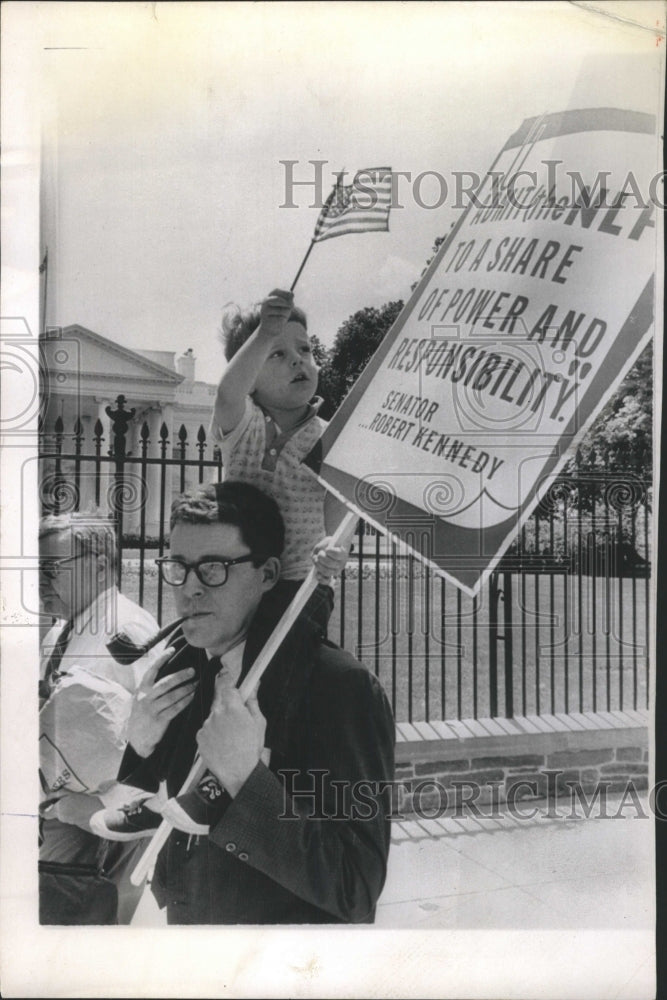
39, 512, 160, 924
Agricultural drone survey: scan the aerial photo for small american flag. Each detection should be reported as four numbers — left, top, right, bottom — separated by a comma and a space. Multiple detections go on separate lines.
313, 167, 392, 242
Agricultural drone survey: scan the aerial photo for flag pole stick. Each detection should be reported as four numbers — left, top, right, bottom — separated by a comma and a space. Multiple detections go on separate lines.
289, 239, 316, 292
289, 171, 343, 292
130, 508, 358, 887
40, 248, 49, 335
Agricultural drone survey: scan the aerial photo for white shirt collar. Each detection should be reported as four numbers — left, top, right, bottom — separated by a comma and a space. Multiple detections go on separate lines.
258, 396, 323, 434
206, 639, 246, 686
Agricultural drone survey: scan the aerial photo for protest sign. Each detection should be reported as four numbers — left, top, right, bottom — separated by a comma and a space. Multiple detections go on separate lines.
307, 107, 659, 596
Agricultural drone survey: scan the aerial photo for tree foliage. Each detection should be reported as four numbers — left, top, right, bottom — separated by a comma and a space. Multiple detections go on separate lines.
309, 333, 329, 368
553, 340, 654, 533
410, 232, 447, 291
315, 300, 404, 417
568, 340, 653, 480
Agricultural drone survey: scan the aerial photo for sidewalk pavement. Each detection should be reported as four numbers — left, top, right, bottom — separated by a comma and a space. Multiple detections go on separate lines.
375, 796, 654, 928
132, 794, 655, 930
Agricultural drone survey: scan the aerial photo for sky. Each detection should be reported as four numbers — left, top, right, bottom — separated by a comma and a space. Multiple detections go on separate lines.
8, 0, 662, 384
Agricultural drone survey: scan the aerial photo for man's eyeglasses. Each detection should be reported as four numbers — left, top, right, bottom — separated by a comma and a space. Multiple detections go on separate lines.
155, 555, 259, 588
39, 554, 84, 579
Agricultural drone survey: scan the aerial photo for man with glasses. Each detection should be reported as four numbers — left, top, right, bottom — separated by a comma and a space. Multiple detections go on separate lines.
100, 480, 395, 924
39, 513, 159, 924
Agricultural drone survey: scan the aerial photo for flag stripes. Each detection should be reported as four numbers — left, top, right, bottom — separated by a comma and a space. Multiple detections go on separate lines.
313, 167, 392, 242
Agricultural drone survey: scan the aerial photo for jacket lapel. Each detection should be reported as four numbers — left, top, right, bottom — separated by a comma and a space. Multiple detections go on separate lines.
240, 594, 320, 758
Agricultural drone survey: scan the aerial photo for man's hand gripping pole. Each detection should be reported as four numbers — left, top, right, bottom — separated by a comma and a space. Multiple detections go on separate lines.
130, 509, 357, 886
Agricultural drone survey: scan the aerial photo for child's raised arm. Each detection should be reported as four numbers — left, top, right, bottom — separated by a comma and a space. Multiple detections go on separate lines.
214, 289, 294, 434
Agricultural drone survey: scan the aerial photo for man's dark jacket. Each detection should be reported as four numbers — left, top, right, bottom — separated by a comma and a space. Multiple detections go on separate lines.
119, 592, 395, 924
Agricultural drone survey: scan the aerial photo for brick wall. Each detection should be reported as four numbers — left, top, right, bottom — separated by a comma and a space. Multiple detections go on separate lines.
394, 722, 649, 816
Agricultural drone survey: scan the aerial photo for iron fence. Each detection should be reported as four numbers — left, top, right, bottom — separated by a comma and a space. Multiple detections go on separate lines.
39, 395, 651, 723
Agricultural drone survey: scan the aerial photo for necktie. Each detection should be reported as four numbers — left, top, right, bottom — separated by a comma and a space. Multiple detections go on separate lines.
208, 655, 223, 677
39, 618, 75, 700
204, 655, 237, 699
193, 655, 233, 802
200, 656, 222, 713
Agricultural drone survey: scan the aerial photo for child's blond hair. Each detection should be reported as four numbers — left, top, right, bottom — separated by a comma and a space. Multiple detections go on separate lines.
221, 302, 308, 362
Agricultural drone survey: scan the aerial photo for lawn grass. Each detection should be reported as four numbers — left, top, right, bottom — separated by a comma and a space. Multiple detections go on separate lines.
121, 554, 649, 724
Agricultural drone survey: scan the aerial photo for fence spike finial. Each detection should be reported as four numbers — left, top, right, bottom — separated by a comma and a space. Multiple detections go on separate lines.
106, 395, 136, 458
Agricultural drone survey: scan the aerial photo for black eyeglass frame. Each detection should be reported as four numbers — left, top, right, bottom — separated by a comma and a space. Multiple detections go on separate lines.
38, 554, 85, 579
154, 554, 260, 588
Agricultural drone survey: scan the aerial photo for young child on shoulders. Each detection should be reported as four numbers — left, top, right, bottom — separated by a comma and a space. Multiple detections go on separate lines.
90, 291, 353, 843
210, 287, 351, 625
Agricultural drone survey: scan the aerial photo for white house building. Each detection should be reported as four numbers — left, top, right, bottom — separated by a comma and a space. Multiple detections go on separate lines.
40, 324, 219, 536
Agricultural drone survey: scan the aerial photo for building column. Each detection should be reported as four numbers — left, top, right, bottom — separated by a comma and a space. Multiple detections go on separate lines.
145, 404, 173, 539
95, 397, 113, 517
122, 404, 148, 538
76, 398, 97, 513
160, 403, 174, 541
